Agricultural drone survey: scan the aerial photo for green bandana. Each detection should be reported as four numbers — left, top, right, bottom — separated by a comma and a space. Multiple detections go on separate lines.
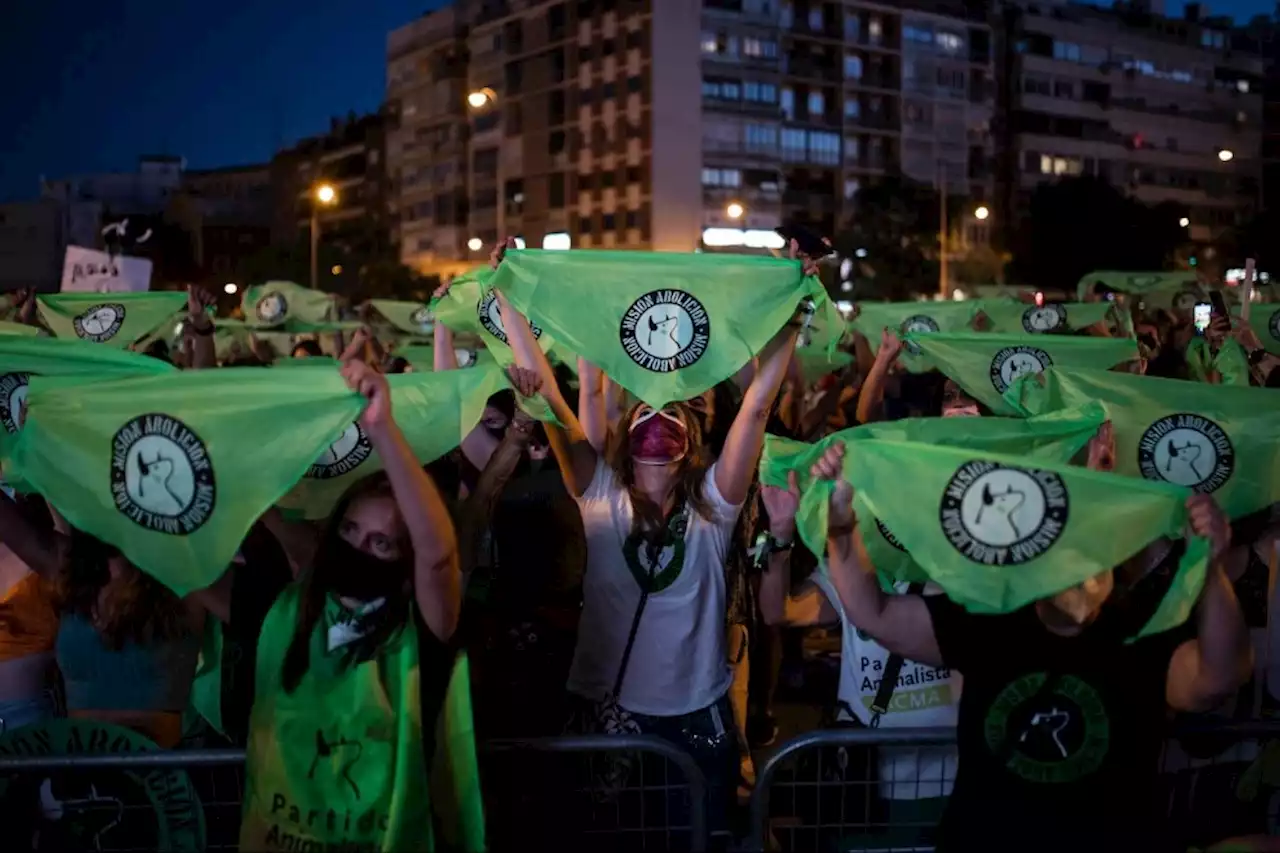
1006, 366, 1280, 521
430, 266, 558, 367
851, 300, 980, 373
1242, 306, 1280, 356
491, 249, 824, 408
977, 301, 1113, 335
0, 321, 39, 338
1186, 337, 1250, 386
11, 365, 368, 595
277, 366, 508, 520
242, 281, 336, 328
905, 331, 1138, 415
790, 438, 1209, 637
371, 300, 435, 336
36, 292, 188, 348
1074, 271, 1201, 303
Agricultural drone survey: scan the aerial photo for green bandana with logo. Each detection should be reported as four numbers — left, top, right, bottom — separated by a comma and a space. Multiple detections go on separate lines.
241, 587, 485, 853
277, 366, 508, 520
1186, 336, 1250, 386
242, 281, 337, 328
10, 365, 368, 595
905, 331, 1138, 415
850, 300, 980, 373
397, 345, 496, 373
759, 404, 1106, 588
1242, 306, 1280, 356
371, 300, 435, 336
0, 337, 176, 489
1006, 366, 1280, 521
792, 294, 848, 382
785, 437, 1209, 637
36, 292, 188, 349
1074, 271, 1202, 303
490, 249, 825, 409
430, 266, 558, 367
976, 301, 1114, 336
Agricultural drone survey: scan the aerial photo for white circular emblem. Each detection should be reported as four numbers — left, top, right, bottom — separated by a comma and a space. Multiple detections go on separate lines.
409, 306, 433, 331
73, 304, 126, 343
256, 293, 288, 325
940, 460, 1069, 565
619, 289, 711, 373
899, 315, 939, 355
1137, 413, 1235, 493
0, 372, 29, 434
455, 348, 477, 368
308, 422, 373, 479
1268, 308, 1280, 343
478, 291, 541, 344
111, 414, 216, 535
989, 345, 1053, 394
1022, 304, 1067, 333
875, 517, 908, 553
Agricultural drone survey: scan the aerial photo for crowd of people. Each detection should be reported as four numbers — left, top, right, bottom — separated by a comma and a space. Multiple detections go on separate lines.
0, 238, 1276, 853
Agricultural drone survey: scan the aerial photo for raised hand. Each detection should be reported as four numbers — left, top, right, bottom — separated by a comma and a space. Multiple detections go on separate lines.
341, 359, 392, 432
1187, 494, 1231, 561
1086, 421, 1115, 473
810, 441, 855, 530
879, 327, 903, 363
489, 236, 518, 271
761, 470, 801, 541
506, 365, 543, 400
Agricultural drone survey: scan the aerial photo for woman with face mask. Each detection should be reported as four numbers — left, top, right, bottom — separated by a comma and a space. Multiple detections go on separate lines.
806, 435, 1251, 853
487, 240, 808, 828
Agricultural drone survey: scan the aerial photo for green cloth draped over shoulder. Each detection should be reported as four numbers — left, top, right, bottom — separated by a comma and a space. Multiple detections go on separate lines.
0, 337, 176, 489
240, 587, 484, 853
242, 281, 336, 328
11, 365, 367, 595
780, 437, 1208, 638
905, 331, 1138, 415
431, 265, 558, 367
491, 249, 824, 409
977, 301, 1114, 335
1186, 336, 1250, 386
277, 365, 508, 520
850, 300, 979, 373
36, 291, 188, 348
371, 300, 435, 336
1006, 366, 1280, 521
759, 405, 1106, 587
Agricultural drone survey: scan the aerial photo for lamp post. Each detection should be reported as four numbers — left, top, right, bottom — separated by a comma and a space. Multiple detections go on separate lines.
310, 183, 338, 289
466, 88, 498, 258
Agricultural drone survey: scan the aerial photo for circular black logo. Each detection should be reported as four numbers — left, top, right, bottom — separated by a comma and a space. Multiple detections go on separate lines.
989, 346, 1053, 394
0, 372, 30, 434
111, 415, 216, 535
478, 291, 541, 344
0, 719, 204, 852
1137, 413, 1235, 494
619, 289, 711, 373
940, 460, 1069, 565
875, 517, 908, 553
1268, 308, 1280, 343
984, 673, 1110, 784
308, 422, 373, 479
72, 304, 126, 343
899, 314, 939, 355
1022, 304, 1067, 333
256, 292, 288, 325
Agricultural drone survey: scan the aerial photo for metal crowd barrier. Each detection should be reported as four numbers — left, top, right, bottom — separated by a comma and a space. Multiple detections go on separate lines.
744, 722, 1280, 853
0, 734, 710, 853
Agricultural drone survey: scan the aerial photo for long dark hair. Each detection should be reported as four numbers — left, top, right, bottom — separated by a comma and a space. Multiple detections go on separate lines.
605, 400, 717, 538
49, 530, 189, 650
280, 473, 414, 694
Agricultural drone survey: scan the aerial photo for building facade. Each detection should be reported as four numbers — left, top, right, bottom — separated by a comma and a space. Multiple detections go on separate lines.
170, 164, 273, 285
994, 0, 1264, 249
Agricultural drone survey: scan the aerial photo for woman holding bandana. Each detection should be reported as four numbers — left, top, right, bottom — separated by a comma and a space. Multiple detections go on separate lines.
488, 238, 814, 830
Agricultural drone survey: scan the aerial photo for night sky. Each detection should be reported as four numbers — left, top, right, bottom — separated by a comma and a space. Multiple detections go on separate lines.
0, 0, 1271, 202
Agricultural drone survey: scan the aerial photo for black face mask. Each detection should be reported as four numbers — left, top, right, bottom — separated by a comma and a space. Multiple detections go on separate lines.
315, 536, 412, 602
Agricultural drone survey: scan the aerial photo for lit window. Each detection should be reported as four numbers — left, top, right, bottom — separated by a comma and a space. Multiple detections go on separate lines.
1040, 154, 1053, 174
845, 12, 860, 40
844, 178, 861, 199
722, 81, 740, 99
780, 2, 792, 27
936, 31, 961, 52
809, 7, 823, 29
1237, 79, 1250, 93
701, 33, 718, 54
844, 97, 860, 118
781, 87, 795, 120
868, 16, 883, 44
808, 91, 825, 116
845, 54, 862, 79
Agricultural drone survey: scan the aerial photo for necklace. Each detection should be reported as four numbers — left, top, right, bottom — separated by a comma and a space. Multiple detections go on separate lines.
622, 502, 690, 593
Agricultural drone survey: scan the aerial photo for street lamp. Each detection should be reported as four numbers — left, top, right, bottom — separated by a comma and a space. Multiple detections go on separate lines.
1179, 217, 1190, 228
974, 205, 990, 221
1218, 149, 1235, 162
725, 202, 745, 220
467, 237, 483, 252
467, 88, 497, 110
223, 282, 238, 295
310, 183, 338, 289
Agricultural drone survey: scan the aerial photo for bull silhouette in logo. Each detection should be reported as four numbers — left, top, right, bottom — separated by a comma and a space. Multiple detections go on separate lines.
647, 313, 680, 350
135, 453, 183, 515
1019, 707, 1072, 759
974, 482, 1027, 539
37, 777, 124, 851
1005, 354, 1042, 383
1164, 439, 1205, 481
309, 730, 364, 799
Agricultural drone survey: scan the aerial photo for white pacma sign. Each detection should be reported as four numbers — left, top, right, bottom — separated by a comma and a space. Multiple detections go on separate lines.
60, 245, 152, 293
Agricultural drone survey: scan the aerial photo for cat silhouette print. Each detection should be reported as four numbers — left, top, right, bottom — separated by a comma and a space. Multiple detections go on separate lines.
975, 482, 1027, 539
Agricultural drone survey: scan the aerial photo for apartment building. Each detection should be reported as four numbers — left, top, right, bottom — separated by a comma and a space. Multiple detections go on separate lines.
994, 1, 1264, 248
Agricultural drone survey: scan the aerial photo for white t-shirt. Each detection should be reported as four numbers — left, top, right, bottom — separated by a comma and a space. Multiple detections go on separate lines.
567, 459, 741, 716
814, 572, 962, 800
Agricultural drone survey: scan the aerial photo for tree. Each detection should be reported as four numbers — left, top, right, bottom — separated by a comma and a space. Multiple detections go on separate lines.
1007, 176, 1185, 292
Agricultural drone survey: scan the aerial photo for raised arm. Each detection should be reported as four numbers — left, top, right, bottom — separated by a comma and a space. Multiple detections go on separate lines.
816, 442, 943, 666
432, 280, 460, 373
342, 360, 461, 642
185, 286, 217, 369
0, 495, 63, 580
855, 328, 902, 425
1166, 495, 1253, 712
577, 358, 610, 452
758, 471, 837, 627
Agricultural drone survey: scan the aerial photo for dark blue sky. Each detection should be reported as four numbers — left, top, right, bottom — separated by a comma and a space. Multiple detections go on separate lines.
0, 0, 1270, 202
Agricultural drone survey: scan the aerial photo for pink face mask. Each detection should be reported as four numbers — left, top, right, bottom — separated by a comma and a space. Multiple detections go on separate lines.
628, 407, 688, 465
943, 405, 981, 418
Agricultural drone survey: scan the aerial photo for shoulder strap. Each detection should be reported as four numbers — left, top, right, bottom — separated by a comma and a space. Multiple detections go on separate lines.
869, 583, 925, 727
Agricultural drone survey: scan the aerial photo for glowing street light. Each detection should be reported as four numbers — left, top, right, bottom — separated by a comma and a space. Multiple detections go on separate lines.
467, 237, 484, 252
223, 282, 238, 295
1179, 217, 1190, 227
1218, 149, 1235, 162
725, 201, 745, 220
467, 88, 497, 110
974, 205, 990, 221
315, 183, 337, 205
310, 183, 339, 288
